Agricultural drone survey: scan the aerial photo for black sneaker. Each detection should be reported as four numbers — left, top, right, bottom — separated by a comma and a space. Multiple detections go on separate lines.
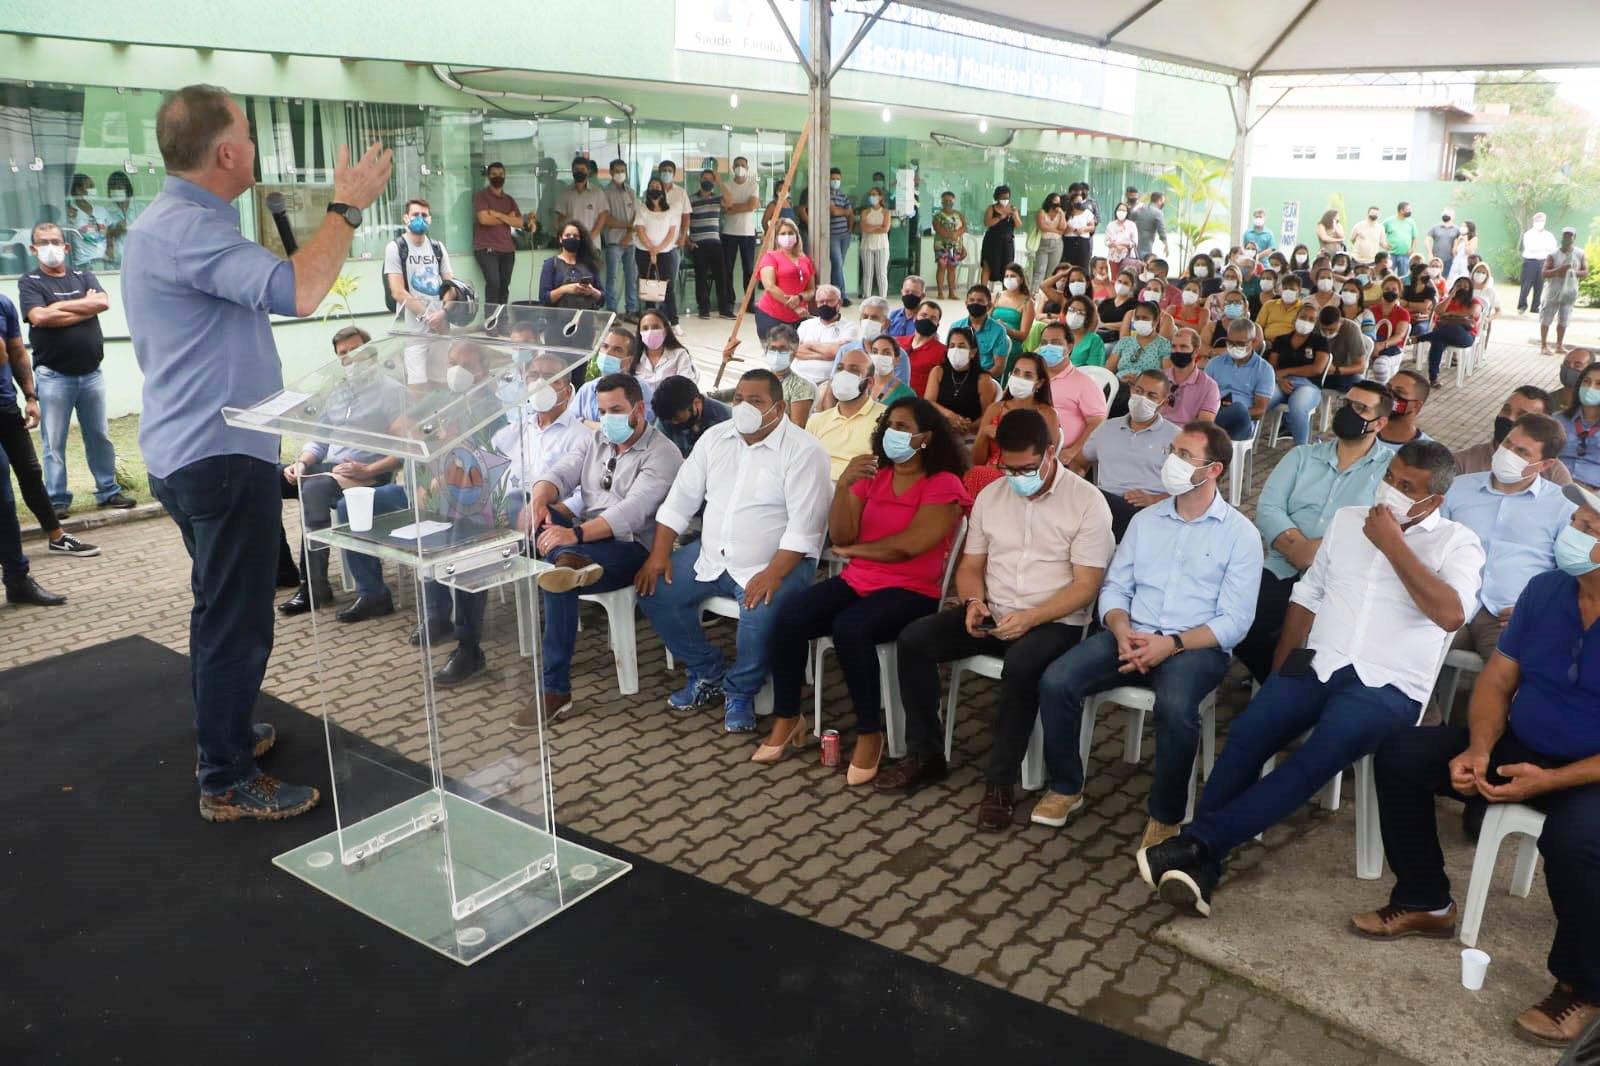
47, 533, 100, 558
198, 772, 320, 822
98, 492, 138, 510
1138, 833, 1209, 890
1158, 858, 1218, 917
433, 643, 485, 687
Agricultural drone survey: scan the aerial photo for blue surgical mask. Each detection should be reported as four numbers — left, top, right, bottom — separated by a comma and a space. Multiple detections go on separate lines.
1554, 523, 1600, 576
408, 215, 429, 235
495, 377, 525, 408
597, 353, 623, 376
600, 411, 634, 445
1223, 303, 1245, 319
766, 347, 791, 373
1356, 273, 1370, 286
882, 428, 918, 464
1581, 387, 1600, 407
1038, 343, 1066, 367
1007, 469, 1045, 498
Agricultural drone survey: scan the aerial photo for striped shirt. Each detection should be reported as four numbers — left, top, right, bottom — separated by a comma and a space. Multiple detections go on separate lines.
689, 193, 722, 243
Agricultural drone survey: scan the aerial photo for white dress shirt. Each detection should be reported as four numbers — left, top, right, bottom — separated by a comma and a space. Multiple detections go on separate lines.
492, 401, 588, 514
1290, 504, 1485, 705
794, 317, 860, 384
655, 416, 832, 587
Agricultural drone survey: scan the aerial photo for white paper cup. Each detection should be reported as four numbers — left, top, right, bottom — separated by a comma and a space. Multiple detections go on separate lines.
1461, 948, 1490, 991
344, 486, 376, 533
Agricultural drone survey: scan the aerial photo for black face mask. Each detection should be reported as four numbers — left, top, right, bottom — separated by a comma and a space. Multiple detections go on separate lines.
700, 180, 714, 192
914, 318, 938, 337
1170, 351, 1194, 369
1331, 403, 1375, 441
488, 176, 505, 189
901, 293, 920, 311
1493, 416, 1516, 446
1560, 366, 1583, 389
965, 302, 988, 319
560, 236, 584, 253
1382, 290, 1399, 302
572, 172, 587, 183
646, 192, 664, 207
816, 305, 840, 322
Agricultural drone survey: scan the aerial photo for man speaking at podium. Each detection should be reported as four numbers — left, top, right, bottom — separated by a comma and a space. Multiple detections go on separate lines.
122, 84, 392, 823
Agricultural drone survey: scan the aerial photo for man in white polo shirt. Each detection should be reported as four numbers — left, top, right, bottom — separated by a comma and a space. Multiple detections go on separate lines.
1073, 369, 1179, 539
793, 284, 858, 386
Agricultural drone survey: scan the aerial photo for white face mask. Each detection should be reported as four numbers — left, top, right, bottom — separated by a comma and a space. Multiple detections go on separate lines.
1160, 452, 1203, 496
1282, 290, 1301, 305
446, 364, 476, 394
1006, 375, 1036, 400
1259, 279, 1275, 293
1293, 319, 1315, 335
528, 384, 560, 413
1340, 291, 1359, 306
1128, 394, 1159, 423
871, 353, 896, 378
1378, 480, 1428, 526
858, 319, 883, 342
947, 347, 972, 371
35, 244, 66, 269
1181, 291, 1199, 306
1003, 276, 1020, 291
1228, 344, 1252, 361
1065, 311, 1086, 331
1317, 279, 1335, 293
1140, 289, 1161, 303
733, 166, 748, 180
1221, 280, 1238, 292
1193, 265, 1210, 278
830, 370, 862, 402
998, 198, 1011, 207
1131, 319, 1153, 337
1114, 283, 1132, 298
1068, 281, 1087, 296
1491, 445, 1535, 485
731, 399, 770, 436
1139, 271, 1154, 283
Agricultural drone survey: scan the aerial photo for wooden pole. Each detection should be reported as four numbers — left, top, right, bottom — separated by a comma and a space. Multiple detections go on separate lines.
714, 117, 814, 387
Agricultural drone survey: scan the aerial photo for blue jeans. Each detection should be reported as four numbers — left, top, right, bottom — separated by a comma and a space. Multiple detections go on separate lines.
1392, 255, 1410, 283
35, 366, 119, 509
1214, 401, 1255, 441
1268, 382, 1321, 446
1038, 628, 1231, 825
0, 446, 26, 584
604, 240, 639, 314
339, 482, 411, 596
538, 514, 650, 694
636, 541, 817, 700
828, 234, 851, 299
1425, 322, 1475, 381
1186, 664, 1417, 864
148, 454, 280, 793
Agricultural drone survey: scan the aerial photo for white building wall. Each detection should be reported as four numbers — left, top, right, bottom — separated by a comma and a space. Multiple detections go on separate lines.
1249, 107, 1429, 180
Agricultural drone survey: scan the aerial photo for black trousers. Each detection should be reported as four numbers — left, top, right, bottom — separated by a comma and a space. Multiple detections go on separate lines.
1517, 258, 1545, 313
636, 248, 678, 323
896, 607, 1082, 786
1376, 725, 1600, 1001
0, 402, 59, 536
1098, 488, 1144, 543
722, 234, 758, 302
770, 575, 938, 734
475, 249, 516, 309
692, 241, 732, 316
1235, 569, 1300, 683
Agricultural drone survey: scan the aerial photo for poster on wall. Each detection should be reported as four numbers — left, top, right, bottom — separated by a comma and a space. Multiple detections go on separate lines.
1280, 201, 1300, 251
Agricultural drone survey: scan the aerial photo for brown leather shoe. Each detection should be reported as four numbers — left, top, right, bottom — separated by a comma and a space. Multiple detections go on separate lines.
1515, 983, 1600, 1047
1349, 902, 1458, 940
975, 784, 1015, 832
873, 753, 948, 792
512, 693, 573, 730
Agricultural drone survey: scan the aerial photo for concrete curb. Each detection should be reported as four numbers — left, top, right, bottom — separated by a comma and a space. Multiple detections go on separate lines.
21, 501, 167, 542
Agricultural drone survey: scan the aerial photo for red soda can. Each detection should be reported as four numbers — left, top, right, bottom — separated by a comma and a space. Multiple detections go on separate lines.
819, 729, 841, 767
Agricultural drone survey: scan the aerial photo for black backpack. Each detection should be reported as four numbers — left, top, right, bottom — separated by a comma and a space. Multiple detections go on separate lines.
383, 234, 446, 313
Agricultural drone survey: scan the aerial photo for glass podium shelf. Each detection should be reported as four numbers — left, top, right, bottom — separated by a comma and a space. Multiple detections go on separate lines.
275, 791, 631, 965
306, 509, 535, 582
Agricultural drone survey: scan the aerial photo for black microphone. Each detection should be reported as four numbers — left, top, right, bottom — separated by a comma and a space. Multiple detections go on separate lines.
266, 192, 298, 255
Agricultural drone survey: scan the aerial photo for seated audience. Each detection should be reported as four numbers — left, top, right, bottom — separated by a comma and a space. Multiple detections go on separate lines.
1072, 370, 1180, 540
1318, 303, 1370, 392
807, 346, 887, 480
1144, 442, 1482, 917
758, 398, 970, 782
1454, 385, 1573, 486
794, 284, 856, 385
1204, 318, 1274, 441
1550, 347, 1592, 412
1441, 414, 1574, 660
636, 370, 832, 732
1349, 488, 1600, 1047
1037, 422, 1262, 845
898, 300, 947, 394
887, 276, 925, 339
1556, 363, 1600, 490
1422, 276, 1483, 388
652, 374, 730, 457
519, 372, 683, 722
924, 325, 998, 435
1163, 329, 1220, 427
1374, 370, 1433, 453
1096, 270, 1139, 343
1265, 302, 1331, 446
632, 311, 697, 390
1036, 319, 1108, 468
1256, 274, 1303, 342
952, 281, 1019, 372
968, 351, 1060, 496
879, 409, 1113, 828
576, 326, 656, 425
1235, 382, 1395, 682
1368, 274, 1411, 384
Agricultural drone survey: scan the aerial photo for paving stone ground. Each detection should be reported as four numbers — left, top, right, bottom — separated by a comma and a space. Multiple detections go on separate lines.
4, 318, 1584, 1065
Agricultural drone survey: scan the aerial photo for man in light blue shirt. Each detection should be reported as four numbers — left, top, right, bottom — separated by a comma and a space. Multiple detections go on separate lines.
1204, 318, 1275, 440
949, 284, 1013, 372
887, 275, 925, 339
1241, 209, 1276, 252
1235, 380, 1395, 681
1036, 421, 1263, 846
121, 84, 391, 822
1441, 413, 1576, 660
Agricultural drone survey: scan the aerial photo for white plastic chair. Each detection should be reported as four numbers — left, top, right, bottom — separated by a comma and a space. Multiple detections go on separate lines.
702, 595, 774, 717
813, 519, 967, 759
578, 586, 642, 696
943, 654, 1046, 791
1079, 364, 1119, 408
1433, 648, 1485, 725
1458, 802, 1544, 948
1081, 686, 1218, 824
1227, 413, 1264, 507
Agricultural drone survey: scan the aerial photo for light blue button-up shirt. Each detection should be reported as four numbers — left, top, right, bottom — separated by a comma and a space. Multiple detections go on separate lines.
1372, 427, 1434, 456
1555, 412, 1600, 487
949, 314, 1013, 371
1441, 472, 1577, 615
1099, 490, 1264, 652
1204, 351, 1276, 414
1256, 438, 1393, 579
121, 177, 297, 479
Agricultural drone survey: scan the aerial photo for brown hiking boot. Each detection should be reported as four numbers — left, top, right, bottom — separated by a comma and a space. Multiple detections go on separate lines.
1516, 983, 1600, 1047
1349, 902, 1457, 940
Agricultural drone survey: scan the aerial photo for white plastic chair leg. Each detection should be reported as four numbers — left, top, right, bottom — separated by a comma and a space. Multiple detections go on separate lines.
943, 662, 965, 762
602, 594, 640, 696
879, 643, 905, 759
1021, 716, 1044, 791
1354, 755, 1383, 879
1510, 835, 1540, 898
1123, 704, 1146, 764
813, 639, 829, 740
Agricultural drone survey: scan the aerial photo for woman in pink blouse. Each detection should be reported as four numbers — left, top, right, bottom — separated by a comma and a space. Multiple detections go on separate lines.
756, 398, 971, 784
754, 217, 816, 341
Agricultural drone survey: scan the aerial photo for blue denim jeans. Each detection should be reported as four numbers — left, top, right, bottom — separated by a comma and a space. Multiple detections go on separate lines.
636, 541, 817, 700
339, 482, 411, 596
35, 366, 119, 509
1038, 628, 1231, 825
148, 454, 280, 793
1187, 664, 1418, 864
1268, 382, 1321, 446
828, 234, 851, 299
603, 240, 639, 314
1425, 322, 1475, 381
538, 513, 650, 694
1213, 401, 1255, 441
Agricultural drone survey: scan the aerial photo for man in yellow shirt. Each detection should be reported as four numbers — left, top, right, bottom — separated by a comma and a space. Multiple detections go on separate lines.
805, 346, 885, 480
1255, 274, 1304, 342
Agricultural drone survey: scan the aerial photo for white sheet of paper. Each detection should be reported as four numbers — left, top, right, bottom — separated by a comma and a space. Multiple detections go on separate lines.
251, 390, 310, 419
390, 520, 452, 540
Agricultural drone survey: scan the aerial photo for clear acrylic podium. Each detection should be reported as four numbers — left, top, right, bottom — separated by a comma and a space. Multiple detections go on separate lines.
222, 301, 630, 963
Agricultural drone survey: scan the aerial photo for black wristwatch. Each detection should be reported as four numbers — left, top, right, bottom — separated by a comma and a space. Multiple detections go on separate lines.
1171, 633, 1186, 653
573, 524, 586, 544
326, 202, 362, 229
